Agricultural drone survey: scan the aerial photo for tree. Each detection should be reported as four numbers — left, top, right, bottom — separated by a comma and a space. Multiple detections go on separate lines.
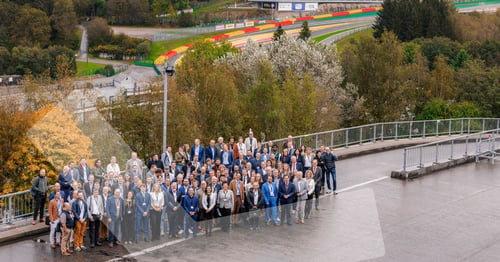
87, 17, 113, 47
273, 25, 285, 41
298, 21, 311, 40
427, 55, 455, 100
10, 5, 51, 48
50, 0, 78, 48
105, 0, 155, 25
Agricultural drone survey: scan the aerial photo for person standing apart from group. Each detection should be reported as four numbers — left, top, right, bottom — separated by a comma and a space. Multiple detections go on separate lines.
31, 168, 49, 225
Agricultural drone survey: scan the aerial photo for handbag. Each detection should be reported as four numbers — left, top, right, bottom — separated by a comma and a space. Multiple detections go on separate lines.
45, 216, 50, 226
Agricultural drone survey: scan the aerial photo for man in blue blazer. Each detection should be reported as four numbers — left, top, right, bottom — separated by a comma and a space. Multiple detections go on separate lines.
135, 184, 151, 242
262, 175, 279, 226
71, 191, 88, 251
106, 188, 124, 247
182, 187, 199, 238
190, 139, 205, 164
278, 174, 296, 225
220, 144, 234, 170
205, 140, 219, 163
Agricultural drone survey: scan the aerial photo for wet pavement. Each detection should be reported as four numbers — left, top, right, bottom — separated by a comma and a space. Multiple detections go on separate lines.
1, 148, 499, 261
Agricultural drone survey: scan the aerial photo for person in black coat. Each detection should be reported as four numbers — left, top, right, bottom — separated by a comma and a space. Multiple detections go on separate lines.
122, 190, 136, 244
246, 182, 264, 230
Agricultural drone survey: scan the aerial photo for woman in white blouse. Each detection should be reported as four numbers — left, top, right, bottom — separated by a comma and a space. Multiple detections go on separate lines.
305, 170, 316, 220
149, 184, 164, 241
107, 156, 120, 176
202, 185, 217, 237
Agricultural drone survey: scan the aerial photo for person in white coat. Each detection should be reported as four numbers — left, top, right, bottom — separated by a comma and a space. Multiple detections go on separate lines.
202, 185, 217, 236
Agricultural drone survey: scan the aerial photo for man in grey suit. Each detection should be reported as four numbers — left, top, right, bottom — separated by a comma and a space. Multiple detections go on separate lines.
125, 152, 144, 176
294, 171, 308, 224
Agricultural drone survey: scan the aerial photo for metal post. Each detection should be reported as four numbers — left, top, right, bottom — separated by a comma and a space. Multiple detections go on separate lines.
299, 137, 302, 148
373, 124, 377, 142
467, 118, 471, 134
7, 196, 12, 224
461, 119, 464, 135
395, 123, 398, 140
423, 121, 426, 138
381, 124, 384, 141
482, 119, 485, 132
315, 135, 318, 150
409, 121, 412, 139
360, 127, 363, 145
435, 144, 439, 164
419, 147, 423, 167
450, 140, 454, 160
436, 120, 439, 137
403, 148, 407, 172
330, 132, 334, 148
162, 70, 168, 152
465, 136, 469, 156
345, 129, 349, 148
448, 120, 451, 136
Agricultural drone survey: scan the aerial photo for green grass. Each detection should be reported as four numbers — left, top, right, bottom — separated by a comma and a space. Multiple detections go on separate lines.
76, 61, 107, 77
148, 30, 234, 61
313, 27, 361, 43
335, 29, 374, 53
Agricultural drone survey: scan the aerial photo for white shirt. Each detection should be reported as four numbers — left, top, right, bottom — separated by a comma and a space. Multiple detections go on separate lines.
253, 190, 259, 206
107, 163, 120, 175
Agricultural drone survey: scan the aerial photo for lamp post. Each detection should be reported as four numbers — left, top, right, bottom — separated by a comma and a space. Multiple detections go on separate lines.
162, 64, 175, 152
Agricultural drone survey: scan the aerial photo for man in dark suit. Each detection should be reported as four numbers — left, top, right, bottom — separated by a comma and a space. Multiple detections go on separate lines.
311, 159, 323, 210
278, 174, 296, 225
246, 182, 264, 230
205, 140, 219, 163
165, 182, 182, 238
106, 188, 124, 247
84, 175, 96, 198
190, 139, 205, 165
58, 166, 73, 202
243, 150, 258, 170
135, 184, 151, 242
77, 158, 91, 183
71, 191, 88, 251
289, 156, 303, 174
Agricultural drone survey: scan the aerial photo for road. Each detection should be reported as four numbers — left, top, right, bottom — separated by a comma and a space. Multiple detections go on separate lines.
2, 147, 499, 261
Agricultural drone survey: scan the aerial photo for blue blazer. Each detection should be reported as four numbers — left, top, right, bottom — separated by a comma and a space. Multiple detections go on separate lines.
71, 200, 89, 220
106, 196, 124, 221
190, 145, 205, 163
58, 173, 72, 191
182, 195, 199, 215
135, 192, 151, 215
262, 182, 278, 205
278, 182, 296, 205
220, 151, 234, 167
205, 146, 219, 161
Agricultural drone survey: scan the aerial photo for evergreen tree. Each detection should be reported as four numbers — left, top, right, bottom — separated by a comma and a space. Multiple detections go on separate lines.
273, 25, 285, 41
50, 0, 78, 48
298, 21, 311, 40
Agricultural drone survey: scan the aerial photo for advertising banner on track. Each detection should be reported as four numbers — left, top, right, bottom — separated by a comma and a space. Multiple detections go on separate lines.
305, 3, 318, 11
245, 21, 255, 27
292, 3, 305, 10
236, 23, 245, 28
225, 23, 235, 29
215, 25, 225, 31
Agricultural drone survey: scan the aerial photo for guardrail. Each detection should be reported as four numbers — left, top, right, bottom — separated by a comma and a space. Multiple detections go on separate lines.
402, 129, 500, 172
0, 186, 54, 225
320, 25, 371, 45
267, 118, 500, 151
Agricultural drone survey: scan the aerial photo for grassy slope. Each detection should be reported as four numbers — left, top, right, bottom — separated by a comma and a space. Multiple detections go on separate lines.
334, 29, 374, 53
76, 61, 106, 77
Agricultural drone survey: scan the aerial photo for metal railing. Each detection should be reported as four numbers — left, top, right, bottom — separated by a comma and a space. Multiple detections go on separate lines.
320, 25, 371, 45
268, 118, 500, 151
402, 129, 500, 172
0, 186, 53, 225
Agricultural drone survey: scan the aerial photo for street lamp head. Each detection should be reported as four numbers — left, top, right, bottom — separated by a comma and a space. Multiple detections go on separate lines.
165, 65, 175, 76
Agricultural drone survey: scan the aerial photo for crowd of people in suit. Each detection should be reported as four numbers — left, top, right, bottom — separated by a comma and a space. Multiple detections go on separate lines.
29, 130, 339, 257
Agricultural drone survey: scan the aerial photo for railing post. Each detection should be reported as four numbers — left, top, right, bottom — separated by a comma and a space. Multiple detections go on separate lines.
7, 196, 13, 224
403, 148, 408, 172
419, 147, 423, 167
461, 119, 464, 135
345, 129, 349, 148
467, 118, 471, 134
409, 121, 412, 139
450, 140, 454, 160
315, 135, 318, 150
330, 132, 334, 148
360, 127, 363, 145
435, 144, 439, 164
448, 120, 452, 136
381, 124, 384, 142
395, 123, 398, 140
465, 136, 469, 156
482, 119, 485, 132
436, 120, 439, 137
423, 121, 426, 138
299, 137, 302, 148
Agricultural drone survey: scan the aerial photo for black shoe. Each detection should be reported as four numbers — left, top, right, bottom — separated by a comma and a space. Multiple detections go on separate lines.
90, 244, 95, 248
144, 238, 150, 242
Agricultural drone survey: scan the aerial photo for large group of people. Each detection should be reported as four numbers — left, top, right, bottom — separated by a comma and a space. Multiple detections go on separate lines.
30, 131, 339, 256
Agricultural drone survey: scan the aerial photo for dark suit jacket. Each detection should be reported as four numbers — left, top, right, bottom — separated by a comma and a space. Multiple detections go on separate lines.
289, 162, 303, 173
278, 182, 296, 205
77, 165, 91, 182
312, 167, 323, 191
220, 150, 234, 167
205, 146, 219, 161
84, 182, 96, 197
190, 145, 205, 163
246, 189, 264, 209
71, 200, 89, 220
165, 189, 182, 213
